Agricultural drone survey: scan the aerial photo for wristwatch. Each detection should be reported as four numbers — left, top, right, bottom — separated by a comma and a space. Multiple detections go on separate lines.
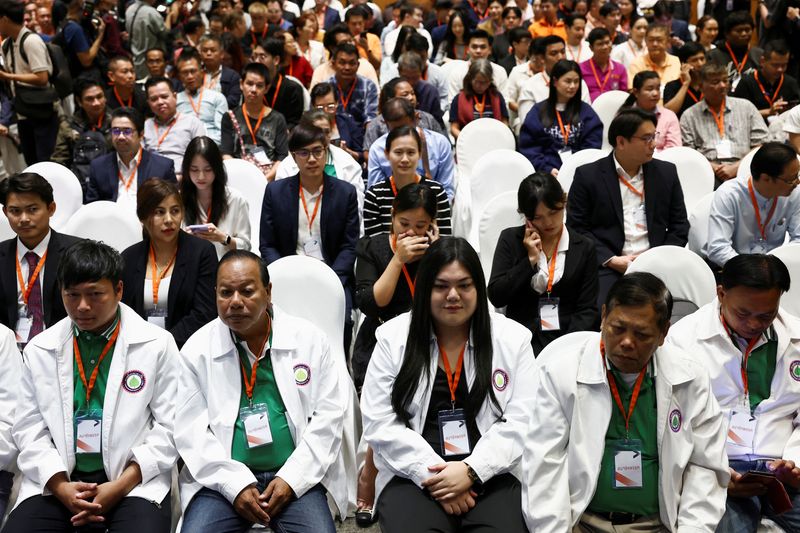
466, 464, 481, 485
224, 234, 232, 246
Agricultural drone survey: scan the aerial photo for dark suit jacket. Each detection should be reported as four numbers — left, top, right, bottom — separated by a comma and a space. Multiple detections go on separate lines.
220, 66, 243, 110
566, 153, 689, 266
120, 231, 218, 348
499, 53, 520, 75
488, 226, 598, 354
85, 149, 177, 203
0, 230, 82, 331
259, 173, 360, 304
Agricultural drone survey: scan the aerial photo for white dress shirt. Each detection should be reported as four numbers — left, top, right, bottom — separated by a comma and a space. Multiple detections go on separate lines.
611, 39, 647, 69
116, 149, 141, 210
565, 41, 593, 64
531, 226, 570, 294
16, 230, 50, 324
517, 72, 591, 129
614, 154, 650, 256
296, 184, 324, 260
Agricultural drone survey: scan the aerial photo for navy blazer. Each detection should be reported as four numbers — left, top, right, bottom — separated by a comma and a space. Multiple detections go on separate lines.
259, 173, 359, 299
566, 153, 689, 266
120, 231, 218, 348
85, 149, 177, 203
0, 230, 82, 331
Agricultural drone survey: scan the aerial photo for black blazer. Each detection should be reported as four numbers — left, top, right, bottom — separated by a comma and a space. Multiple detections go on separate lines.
220, 66, 243, 110
0, 230, 82, 331
566, 153, 689, 267
85, 149, 177, 203
121, 231, 218, 348
488, 226, 598, 354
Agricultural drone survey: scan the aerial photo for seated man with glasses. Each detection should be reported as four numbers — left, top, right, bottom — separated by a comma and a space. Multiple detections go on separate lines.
705, 143, 800, 269
310, 82, 365, 163
85, 107, 177, 207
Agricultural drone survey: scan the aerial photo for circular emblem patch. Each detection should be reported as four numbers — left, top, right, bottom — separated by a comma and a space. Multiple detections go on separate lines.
122, 370, 146, 393
790, 361, 800, 382
294, 364, 311, 386
669, 409, 682, 433
492, 369, 509, 391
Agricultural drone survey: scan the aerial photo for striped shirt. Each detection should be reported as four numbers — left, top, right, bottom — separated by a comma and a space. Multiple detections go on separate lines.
363, 177, 452, 238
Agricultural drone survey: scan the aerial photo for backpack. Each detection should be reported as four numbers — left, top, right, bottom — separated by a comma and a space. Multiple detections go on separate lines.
71, 130, 108, 192
2, 30, 73, 99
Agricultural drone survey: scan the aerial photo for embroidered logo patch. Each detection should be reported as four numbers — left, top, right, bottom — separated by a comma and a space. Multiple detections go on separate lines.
790, 361, 800, 382
492, 369, 509, 391
122, 370, 146, 393
669, 409, 682, 433
294, 364, 311, 386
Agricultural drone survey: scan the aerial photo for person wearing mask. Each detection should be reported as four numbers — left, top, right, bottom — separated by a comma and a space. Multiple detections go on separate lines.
105, 56, 149, 116
126, 0, 169, 79
86, 107, 177, 206
311, 24, 379, 88
198, 34, 244, 110
488, 172, 597, 353
564, 14, 592, 64
445, 29, 509, 103
120, 179, 216, 348
519, 60, 602, 177
180, 137, 251, 260
361, 236, 535, 533
580, 27, 627, 101
311, 81, 365, 159
327, 42, 379, 132
529, 0, 567, 40
524, 273, 729, 532
705, 143, 800, 268
732, 40, 799, 124
567, 108, 689, 308
365, 76, 444, 150
663, 41, 706, 118
622, 71, 681, 151
627, 23, 681, 88
707, 11, 762, 92
611, 15, 648, 69
249, 38, 305, 131
0, 172, 81, 345
449, 58, 509, 139
1, 240, 179, 533
175, 48, 229, 146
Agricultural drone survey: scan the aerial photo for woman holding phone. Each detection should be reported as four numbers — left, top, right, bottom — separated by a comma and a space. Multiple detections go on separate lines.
488, 172, 598, 353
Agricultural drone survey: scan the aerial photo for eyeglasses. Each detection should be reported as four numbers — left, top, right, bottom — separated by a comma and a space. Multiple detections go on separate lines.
111, 127, 136, 136
775, 173, 800, 186
294, 147, 327, 160
315, 104, 337, 112
631, 132, 661, 143
251, 52, 268, 60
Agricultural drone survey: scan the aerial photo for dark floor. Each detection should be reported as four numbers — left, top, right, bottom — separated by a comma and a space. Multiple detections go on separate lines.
337, 517, 380, 532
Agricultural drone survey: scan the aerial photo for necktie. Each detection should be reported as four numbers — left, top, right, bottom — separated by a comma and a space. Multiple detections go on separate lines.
24, 251, 44, 339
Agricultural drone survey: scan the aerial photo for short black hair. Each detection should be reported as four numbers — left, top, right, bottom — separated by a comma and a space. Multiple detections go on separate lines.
0, 0, 25, 25
721, 254, 790, 293
333, 42, 360, 61
0, 172, 54, 205
241, 61, 271, 85
74, 77, 105, 100
323, 23, 351, 54
533, 35, 565, 55
145, 76, 175, 94
176, 46, 203, 67
288, 122, 328, 151
184, 17, 205, 36
565, 13, 586, 27
110, 107, 145, 133
676, 41, 705, 63
310, 81, 335, 103
405, 33, 429, 53
605, 272, 673, 330
608, 108, 658, 146
724, 10, 754, 33
587, 27, 610, 46
599, 2, 619, 16
57, 240, 124, 290
345, 4, 370, 20
763, 39, 790, 59
508, 27, 531, 45
750, 142, 798, 181
517, 171, 566, 220
218, 250, 270, 287
262, 37, 285, 60
502, 6, 522, 18
468, 28, 493, 45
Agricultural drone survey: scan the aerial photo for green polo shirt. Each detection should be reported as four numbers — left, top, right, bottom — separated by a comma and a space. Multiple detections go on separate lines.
741, 327, 778, 412
587, 365, 660, 517
231, 342, 295, 472
72, 311, 120, 473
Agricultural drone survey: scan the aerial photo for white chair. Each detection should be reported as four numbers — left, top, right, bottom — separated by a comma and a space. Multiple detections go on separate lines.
61, 201, 141, 252
591, 90, 629, 151
478, 191, 524, 282
223, 159, 267, 257
455, 118, 516, 184
654, 147, 715, 214
0, 211, 15, 242
286, 74, 311, 110
627, 245, 717, 310
736, 147, 759, 180
687, 191, 715, 256
557, 148, 607, 193
768, 243, 800, 316
23, 161, 83, 229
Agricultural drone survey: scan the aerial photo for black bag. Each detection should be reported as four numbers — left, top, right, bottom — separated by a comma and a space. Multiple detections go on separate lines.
13, 84, 57, 120
2, 29, 70, 113
71, 130, 108, 190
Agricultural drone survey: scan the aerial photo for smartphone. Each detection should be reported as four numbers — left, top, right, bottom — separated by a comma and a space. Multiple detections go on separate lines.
187, 224, 210, 233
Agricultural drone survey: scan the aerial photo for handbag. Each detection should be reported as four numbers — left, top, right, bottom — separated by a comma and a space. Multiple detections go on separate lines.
227, 110, 273, 178
6, 30, 57, 120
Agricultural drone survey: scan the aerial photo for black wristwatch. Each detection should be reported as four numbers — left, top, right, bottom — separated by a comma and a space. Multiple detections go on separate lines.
466, 464, 484, 493
224, 234, 232, 246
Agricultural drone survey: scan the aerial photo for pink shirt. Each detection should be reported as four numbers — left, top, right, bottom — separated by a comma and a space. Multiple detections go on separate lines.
655, 105, 681, 151
580, 58, 628, 101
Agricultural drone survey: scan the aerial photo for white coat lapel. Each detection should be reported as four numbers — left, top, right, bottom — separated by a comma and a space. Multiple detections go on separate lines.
56, 329, 76, 470
269, 313, 304, 441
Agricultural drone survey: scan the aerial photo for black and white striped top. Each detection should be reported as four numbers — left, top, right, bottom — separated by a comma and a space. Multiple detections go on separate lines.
363, 176, 453, 238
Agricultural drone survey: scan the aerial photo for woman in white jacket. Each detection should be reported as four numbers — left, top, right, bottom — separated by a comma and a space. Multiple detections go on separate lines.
361, 236, 536, 532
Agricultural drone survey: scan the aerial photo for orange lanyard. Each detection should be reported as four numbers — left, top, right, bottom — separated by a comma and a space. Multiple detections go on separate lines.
202, 71, 220, 89
627, 39, 643, 57
117, 148, 143, 191
754, 71, 784, 106
74, 320, 121, 404
269, 74, 283, 109
588, 58, 612, 92
439, 340, 466, 406
239, 314, 273, 404
452, 43, 468, 60
148, 243, 177, 306
725, 42, 749, 74
720, 314, 760, 398
468, 0, 489, 18
299, 184, 323, 232
243, 106, 267, 145
542, 71, 550, 87
601, 340, 647, 436
687, 87, 703, 103
567, 44, 582, 63
186, 89, 204, 116
113, 86, 132, 107
708, 99, 726, 139
618, 173, 644, 200
748, 177, 778, 240
389, 174, 420, 196
154, 114, 179, 147
15, 248, 47, 306
337, 78, 356, 109
251, 26, 267, 48
90, 112, 104, 132
555, 110, 570, 146
473, 92, 486, 115
545, 230, 562, 294
287, 60, 294, 78
390, 234, 416, 297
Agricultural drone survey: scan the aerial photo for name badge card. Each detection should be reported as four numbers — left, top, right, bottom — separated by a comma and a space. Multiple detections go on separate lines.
75, 410, 102, 454
15, 314, 32, 344
303, 237, 323, 260
716, 139, 733, 160
251, 147, 271, 165
539, 297, 561, 331
241, 403, 273, 448
558, 149, 573, 163
438, 408, 471, 457
751, 240, 769, 254
634, 204, 647, 232
727, 408, 756, 453
147, 308, 168, 329
612, 439, 643, 489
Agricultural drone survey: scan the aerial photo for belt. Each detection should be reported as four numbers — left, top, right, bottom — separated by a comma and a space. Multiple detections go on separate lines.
593, 511, 643, 525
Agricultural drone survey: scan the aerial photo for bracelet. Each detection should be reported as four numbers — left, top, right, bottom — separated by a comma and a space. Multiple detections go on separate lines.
224, 234, 232, 246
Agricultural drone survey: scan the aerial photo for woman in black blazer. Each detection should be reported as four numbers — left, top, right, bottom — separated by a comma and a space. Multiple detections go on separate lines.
488, 172, 598, 354
121, 179, 218, 348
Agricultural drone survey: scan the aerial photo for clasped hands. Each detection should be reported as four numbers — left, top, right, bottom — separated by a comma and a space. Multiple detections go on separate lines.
421, 461, 477, 516
233, 476, 295, 526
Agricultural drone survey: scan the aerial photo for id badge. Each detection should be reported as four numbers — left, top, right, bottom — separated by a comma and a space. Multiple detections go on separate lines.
751, 239, 769, 254
15, 315, 32, 344
539, 297, 560, 331
303, 237, 323, 260
240, 403, 273, 448
251, 146, 271, 165
727, 408, 756, 453
715, 139, 732, 160
147, 308, 167, 329
438, 408, 471, 456
634, 204, 647, 232
558, 149, 572, 163
75, 410, 102, 454
612, 439, 643, 489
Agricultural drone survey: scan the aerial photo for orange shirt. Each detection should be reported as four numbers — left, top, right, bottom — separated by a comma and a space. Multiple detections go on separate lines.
528, 19, 568, 41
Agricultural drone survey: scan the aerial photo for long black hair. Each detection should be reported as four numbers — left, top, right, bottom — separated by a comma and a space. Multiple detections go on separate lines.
392, 26, 418, 63
180, 136, 229, 227
390, 237, 501, 426
539, 59, 583, 128
442, 11, 467, 60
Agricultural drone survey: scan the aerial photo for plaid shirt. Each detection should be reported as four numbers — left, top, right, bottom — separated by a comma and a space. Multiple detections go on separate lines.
327, 74, 378, 129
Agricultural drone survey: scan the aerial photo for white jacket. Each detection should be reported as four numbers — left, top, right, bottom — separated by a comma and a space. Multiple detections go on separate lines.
666, 299, 800, 462
0, 325, 20, 471
524, 332, 729, 533
175, 306, 348, 519
12, 304, 179, 506
361, 311, 536, 505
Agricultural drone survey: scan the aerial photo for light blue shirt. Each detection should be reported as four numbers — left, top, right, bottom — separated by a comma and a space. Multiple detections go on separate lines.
366, 127, 455, 200
176, 88, 228, 145
705, 175, 800, 266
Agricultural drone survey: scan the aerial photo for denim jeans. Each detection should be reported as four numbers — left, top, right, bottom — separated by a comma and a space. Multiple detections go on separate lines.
716, 459, 800, 533
181, 471, 336, 533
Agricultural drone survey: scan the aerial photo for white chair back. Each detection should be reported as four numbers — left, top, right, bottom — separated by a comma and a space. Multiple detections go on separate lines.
455, 118, 516, 184
286, 74, 311, 110
627, 245, 717, 309
223, 159, 267, 256
687, 191, 715, 256
478, 191, 524, 282
0, 212, 15, 242
768, 243, 800, 317
61, 201, 141, 252
653, 147, 715, 214
591, 90, 629, 150
557, 148, 607, 193
24, 162, 83, 229
736, 147, 759, 180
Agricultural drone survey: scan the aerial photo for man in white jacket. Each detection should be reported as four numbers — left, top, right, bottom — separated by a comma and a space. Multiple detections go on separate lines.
175, 250, 347, 532
666, 254, 800, 532
525, 272, 729, 532
2, 240, 178, 532
0, 324, 20, 520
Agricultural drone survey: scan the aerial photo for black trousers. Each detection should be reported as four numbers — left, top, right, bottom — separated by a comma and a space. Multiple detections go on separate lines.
18, 113, 58, 165
377, 473, 528, 533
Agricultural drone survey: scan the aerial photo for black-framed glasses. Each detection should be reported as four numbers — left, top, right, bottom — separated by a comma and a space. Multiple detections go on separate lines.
631, 132, 661, 143
315, 104, 337, 112
111, 127, 135, 137
293, 147, 327, 160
